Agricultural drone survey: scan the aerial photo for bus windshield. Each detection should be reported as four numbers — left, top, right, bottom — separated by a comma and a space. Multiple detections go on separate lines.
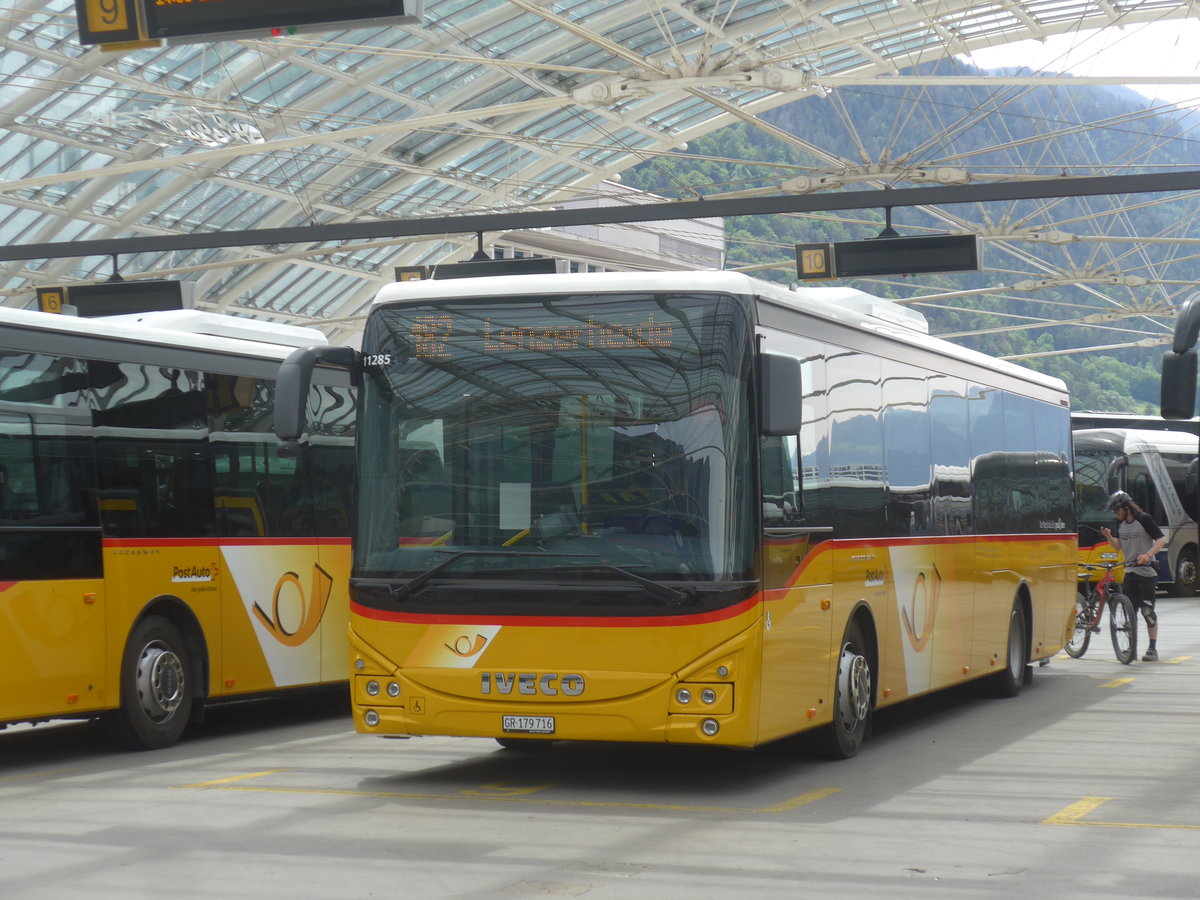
1074, 431, 1125, 527
354, 291, 755, 599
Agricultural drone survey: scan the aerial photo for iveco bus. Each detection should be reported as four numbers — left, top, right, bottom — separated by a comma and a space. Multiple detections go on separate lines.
277, 270, 1076, 758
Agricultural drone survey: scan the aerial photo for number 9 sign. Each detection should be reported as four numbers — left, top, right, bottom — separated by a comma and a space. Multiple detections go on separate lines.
75, 0, 141, 45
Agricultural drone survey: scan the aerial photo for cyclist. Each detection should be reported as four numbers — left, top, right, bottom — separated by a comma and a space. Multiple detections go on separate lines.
1101, 490, 1167, 661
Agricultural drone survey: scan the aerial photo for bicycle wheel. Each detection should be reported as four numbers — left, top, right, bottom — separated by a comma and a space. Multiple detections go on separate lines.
1064, 588, 1093, 658
1108, 589, 1137, 665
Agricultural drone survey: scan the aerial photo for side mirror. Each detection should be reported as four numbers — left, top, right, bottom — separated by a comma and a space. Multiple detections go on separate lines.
759, 352, 802, 436
1161, 350, 1197, 420
276, 345, 361, 456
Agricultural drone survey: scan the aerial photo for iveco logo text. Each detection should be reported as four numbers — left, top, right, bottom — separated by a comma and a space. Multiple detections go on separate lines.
480, 673, 585, 696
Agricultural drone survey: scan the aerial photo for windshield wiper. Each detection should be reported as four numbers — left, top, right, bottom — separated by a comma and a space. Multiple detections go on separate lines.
390, 549, 596, 602
390, 551, 690, 606
546, 563, 691, 607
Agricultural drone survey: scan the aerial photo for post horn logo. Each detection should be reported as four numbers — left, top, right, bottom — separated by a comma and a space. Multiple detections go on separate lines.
901, 564, 941, 652
445, 634, 489, 657
253, 564, 333, 647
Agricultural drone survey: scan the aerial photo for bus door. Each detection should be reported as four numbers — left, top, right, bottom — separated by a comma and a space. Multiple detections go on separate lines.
758, 432, 833, 740
1129, 445, 1185, 581
0, 406, 106, 720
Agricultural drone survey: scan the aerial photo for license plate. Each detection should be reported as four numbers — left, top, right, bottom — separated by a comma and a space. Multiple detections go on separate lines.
502, 715, 555, 734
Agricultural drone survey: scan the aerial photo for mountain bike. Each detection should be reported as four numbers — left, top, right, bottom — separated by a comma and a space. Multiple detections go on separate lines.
1066, 561, 1136, 664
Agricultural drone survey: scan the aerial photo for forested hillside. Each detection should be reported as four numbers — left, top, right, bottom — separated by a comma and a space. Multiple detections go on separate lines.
621, 62, 1200, 414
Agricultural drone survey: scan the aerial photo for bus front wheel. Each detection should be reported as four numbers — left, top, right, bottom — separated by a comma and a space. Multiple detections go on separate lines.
105, 615, 193, 751
814, 620, 873, 759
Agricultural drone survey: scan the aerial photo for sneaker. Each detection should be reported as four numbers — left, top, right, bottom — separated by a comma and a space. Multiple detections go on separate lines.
1142, 648, 1159, 662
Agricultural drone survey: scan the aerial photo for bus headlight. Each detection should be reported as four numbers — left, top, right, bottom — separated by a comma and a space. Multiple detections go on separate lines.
671, 683, 732, 714
387, 682, 401, 698
364, 710, 380, 727
365, 680, 381, 696
701, 718, 719, 736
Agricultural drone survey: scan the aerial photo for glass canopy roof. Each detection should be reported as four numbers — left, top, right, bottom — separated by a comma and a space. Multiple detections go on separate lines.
0, 1, 1196, 344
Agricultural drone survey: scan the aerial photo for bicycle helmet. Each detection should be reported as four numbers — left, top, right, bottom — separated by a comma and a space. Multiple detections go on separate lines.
1105, 490, 1133, 512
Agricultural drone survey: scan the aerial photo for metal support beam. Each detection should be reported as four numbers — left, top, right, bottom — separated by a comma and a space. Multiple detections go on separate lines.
3, 171, 1200, 262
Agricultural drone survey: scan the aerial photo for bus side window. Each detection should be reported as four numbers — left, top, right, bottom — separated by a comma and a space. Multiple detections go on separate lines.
1129, 464, 1157, 519
761, 434, 799, 527
93, 363, 215, 538
1187, 459, 1199, 516
311, 384, 356, 537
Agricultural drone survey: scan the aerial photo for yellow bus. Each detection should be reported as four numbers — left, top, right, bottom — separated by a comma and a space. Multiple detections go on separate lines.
0, 307, 355, 749
277, 270, 1076, 758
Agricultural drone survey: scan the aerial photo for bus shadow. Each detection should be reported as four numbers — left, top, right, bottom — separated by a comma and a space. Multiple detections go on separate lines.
0, 686, 351, 772
354, 662, 1109, 811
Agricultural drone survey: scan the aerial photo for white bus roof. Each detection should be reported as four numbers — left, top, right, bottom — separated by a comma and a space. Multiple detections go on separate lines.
0, 306, 327, 359
371, 270, 1066, 395
1074, 427, 1200, 453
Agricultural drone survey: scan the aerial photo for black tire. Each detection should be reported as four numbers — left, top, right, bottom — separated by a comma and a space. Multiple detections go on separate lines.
1064, 589, 1093, 659
1171, 547, 1199, 597
987, 601, 1027, 698
813, 620, 873, 759
1108, 590, 1137, 665
104, 615, 193, 750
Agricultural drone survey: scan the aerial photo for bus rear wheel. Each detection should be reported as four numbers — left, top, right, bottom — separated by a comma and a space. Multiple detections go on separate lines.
813, 620, 873, 759
104, 615, 192, 751
986, 601, 1027, 698
1172, 547, 1198, 597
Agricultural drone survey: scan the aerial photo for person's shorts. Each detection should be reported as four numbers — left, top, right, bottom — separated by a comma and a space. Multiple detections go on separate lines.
1123, 572, 1157, 610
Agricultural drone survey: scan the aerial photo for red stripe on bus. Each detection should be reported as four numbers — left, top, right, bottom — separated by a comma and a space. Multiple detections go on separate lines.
102, 537, 351, 548
350, 595, 761, 628
351, 531, 1074, 627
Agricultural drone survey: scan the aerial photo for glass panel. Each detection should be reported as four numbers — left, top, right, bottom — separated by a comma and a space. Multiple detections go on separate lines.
0, 351, 100, 580
92, 361, 214, 539
1073, 430, 1126, 537
882, 358, 931, 537
968, 384, 1006, 533
929, 375, 970, 536
826, 349, 884, 538
208, 374, 315, 538
355, 291, 755, 596
310, 384, 357, 537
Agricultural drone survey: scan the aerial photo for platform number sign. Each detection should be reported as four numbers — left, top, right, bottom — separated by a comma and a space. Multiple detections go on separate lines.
74, 0, 143, 45
37, 287, 66, 315
795, 242, 834, 281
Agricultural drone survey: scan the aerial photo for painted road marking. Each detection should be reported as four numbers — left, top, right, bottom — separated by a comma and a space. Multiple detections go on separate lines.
178, 770, 840, 814
1044, 797, 1200, 830
1101, 677, 1134, 688
180, 769, 288, 788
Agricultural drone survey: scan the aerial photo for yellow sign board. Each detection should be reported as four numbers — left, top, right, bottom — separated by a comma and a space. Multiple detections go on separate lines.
37, 287, 66, 315
75, 0, 143, 45
795, 242, 834, 280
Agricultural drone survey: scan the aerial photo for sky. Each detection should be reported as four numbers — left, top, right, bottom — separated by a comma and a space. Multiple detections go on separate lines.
962, 18, 1200, 109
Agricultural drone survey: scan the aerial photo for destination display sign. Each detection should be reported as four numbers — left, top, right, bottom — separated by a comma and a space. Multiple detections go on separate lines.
408, 312, 677, 360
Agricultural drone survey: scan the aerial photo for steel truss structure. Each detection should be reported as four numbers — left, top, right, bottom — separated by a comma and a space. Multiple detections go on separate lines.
1, 1, 1198, 347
